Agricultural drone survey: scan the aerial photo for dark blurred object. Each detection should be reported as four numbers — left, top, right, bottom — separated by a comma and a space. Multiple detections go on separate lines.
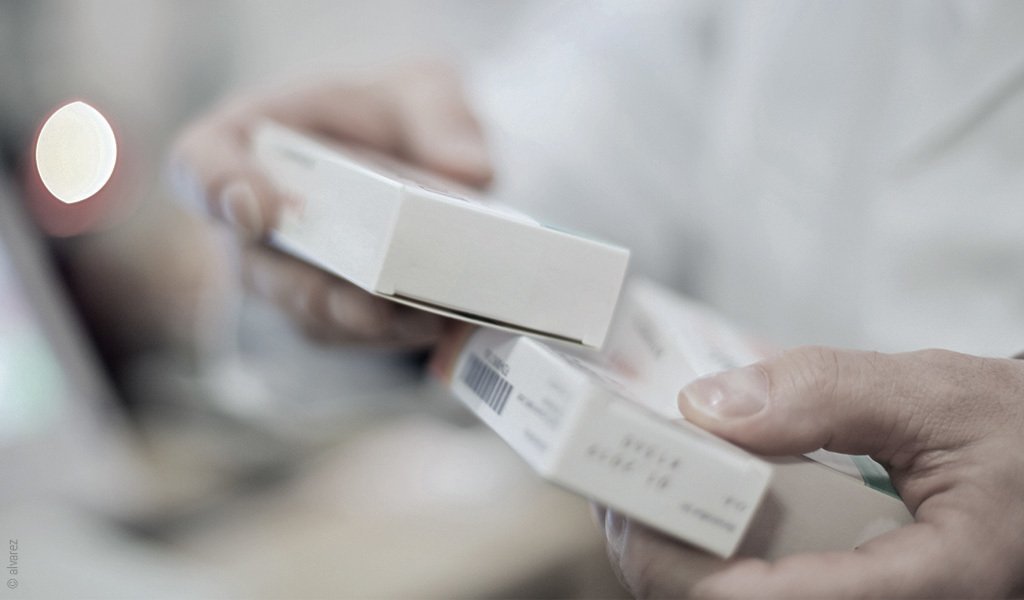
1, 133, 19, 175
0, 1, 33, 169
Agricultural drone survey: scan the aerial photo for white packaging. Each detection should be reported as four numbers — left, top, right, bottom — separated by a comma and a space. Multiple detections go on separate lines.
253, 121, 630, 347
434, 278, 913, 562
433, 327, 774, 558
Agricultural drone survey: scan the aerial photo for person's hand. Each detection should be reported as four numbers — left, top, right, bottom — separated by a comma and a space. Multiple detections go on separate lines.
603, 346, 1024, 598
169, 63, 492, 346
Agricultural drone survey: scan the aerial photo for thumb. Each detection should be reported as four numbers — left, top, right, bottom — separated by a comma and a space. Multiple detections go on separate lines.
677, 346, 918, 459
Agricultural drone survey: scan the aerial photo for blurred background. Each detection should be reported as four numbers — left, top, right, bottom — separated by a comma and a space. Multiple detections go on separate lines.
0, 1, 628, 598
7, 1, 1024, 597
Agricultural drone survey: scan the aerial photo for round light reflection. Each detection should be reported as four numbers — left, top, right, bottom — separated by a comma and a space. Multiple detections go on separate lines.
35, 101, 117, 204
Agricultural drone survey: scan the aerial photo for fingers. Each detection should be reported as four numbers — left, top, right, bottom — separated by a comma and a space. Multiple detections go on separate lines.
242, 244, 444, 347
603, 509, 728, 599
608, 510, 1002, 599
169, 78, 404, 239
172, 66, 492, 232
390, 65, 493, 187
690, 518, 996, 599
290, 66, 493, 186
260, 80, 402, 151
169, 64, 489, 348
169, 110, 284, 240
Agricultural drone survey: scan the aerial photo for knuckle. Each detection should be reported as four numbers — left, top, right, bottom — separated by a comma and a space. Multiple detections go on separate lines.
784, 345, 843, 400
911, 349, 1024, 433
905, 348, 977, 404
909, 347, 962, 369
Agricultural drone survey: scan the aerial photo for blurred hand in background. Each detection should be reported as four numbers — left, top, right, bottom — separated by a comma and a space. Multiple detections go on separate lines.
170, 62, 492, 347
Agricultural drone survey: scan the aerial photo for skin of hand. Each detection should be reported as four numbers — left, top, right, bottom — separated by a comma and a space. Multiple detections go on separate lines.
169, 62, 492, 347
602, 346, 1024, 599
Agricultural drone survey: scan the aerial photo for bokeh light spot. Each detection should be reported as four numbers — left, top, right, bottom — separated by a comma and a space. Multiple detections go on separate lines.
35, 101, 117, 204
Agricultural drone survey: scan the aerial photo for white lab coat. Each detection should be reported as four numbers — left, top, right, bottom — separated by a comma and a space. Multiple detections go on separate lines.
470, 0, 1024, 356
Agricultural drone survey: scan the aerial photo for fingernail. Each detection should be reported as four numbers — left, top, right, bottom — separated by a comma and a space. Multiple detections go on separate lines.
680, 366, 768, 420
221, 180, 263, 239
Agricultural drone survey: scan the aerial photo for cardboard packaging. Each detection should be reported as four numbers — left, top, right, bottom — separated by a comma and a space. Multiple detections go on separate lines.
432, 326, 773, 558
433, 278, 913, 560
253, 121, 630, 347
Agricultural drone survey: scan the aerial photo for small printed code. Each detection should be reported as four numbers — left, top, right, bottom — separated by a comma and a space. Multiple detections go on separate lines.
461, 354, 513, 415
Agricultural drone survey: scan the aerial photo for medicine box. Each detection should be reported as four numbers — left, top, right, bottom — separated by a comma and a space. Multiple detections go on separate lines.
253, 121, 629, 347
431, 325, 773, 558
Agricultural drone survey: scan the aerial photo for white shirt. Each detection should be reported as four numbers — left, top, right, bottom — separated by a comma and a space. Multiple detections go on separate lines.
470, 0, 1024, 355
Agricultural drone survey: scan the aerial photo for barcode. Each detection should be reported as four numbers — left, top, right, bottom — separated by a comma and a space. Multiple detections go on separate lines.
461, 354, 513, 415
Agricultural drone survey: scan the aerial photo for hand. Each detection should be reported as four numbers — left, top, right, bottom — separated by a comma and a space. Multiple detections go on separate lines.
169, 62, 492, 346
603, 346, 1024, 598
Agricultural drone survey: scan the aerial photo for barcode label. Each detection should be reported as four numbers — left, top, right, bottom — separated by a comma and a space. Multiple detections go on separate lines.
461, 354, 513, 415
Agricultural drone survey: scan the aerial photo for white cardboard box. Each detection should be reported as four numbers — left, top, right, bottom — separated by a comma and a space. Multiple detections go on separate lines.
433, 278, 913, 561
253, 121, 629, 347
432, 326, 774, 558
